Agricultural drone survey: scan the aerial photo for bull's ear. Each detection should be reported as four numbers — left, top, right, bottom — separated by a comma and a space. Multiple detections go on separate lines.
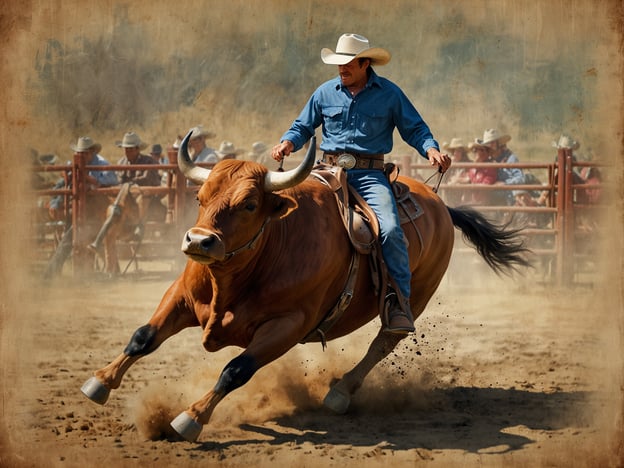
268, 193, 298, 220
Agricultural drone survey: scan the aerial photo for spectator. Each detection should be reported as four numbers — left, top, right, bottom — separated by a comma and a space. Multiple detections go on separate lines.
580, 167, 603, 205
511, 189, 550, 229
43, 136, 118, 279
461, 141, 498, 206
477, 128, 524, 205
248, 141, 269, 164
187, 125, 218, 164
552, 133, 586, 202
215, 141, 243, 161
88, 131, 161, 274
440, 138, 470, 207
150, 143, 168, 165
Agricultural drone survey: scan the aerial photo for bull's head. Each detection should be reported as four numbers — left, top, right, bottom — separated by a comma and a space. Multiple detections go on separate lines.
178, 132, 317, 264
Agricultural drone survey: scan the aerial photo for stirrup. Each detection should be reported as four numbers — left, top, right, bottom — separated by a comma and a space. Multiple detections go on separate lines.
382, 290, 415, 334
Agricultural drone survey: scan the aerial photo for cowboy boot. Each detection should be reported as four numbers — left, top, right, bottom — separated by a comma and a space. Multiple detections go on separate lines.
88, 204, 122, 253
383, 287, 415, 334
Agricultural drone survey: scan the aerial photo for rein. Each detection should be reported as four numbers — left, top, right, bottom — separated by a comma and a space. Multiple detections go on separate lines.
424, 168, 446, 193
223, 217, 271, 260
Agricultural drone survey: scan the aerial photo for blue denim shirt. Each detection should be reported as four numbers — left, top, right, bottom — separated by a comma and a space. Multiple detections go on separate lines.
88, 153, 119, 187
281, 69, 439, 159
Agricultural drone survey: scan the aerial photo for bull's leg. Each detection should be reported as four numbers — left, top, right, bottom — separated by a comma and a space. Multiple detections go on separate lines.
323, 328, 404, 414
170, 313, 306, 442
81, 279, 198, 404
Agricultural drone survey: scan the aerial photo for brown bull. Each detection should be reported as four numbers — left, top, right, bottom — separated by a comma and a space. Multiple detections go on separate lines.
81, 133, 529, 442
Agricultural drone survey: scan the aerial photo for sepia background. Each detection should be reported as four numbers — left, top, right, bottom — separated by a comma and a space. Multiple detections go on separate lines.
0, 1, 622, 466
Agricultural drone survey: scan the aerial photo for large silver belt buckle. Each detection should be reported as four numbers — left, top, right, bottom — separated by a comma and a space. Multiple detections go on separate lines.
337, 153, 356, 170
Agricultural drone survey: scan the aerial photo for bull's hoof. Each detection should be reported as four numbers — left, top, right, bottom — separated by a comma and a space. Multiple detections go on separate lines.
323, 386, 351, 414
170, 412, 203, 442
80, 376, 110, 405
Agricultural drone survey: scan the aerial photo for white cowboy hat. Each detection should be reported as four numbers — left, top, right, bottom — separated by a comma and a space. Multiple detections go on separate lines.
70, 136, 102, 153
477, 128, 511, 145
442, 138, 467, 151
116, 131, 148, 149
215, 141, 243, 157
552, 134, 580, 150
321, 33, 391, 66
248, 141, 267, 158
189, 125, 216, 140
468, 139, 490, 151
172, 136, 183, 149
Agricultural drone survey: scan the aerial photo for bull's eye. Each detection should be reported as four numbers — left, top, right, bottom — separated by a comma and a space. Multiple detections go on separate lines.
245, 201, 257, 212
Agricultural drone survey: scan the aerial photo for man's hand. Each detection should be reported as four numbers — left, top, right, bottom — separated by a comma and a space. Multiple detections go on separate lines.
427, 147, 452, 173
271, 140, 294, 162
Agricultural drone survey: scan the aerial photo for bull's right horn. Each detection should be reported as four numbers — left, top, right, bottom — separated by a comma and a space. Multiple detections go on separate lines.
264, 136, 316, 192
177, 131, 211, 185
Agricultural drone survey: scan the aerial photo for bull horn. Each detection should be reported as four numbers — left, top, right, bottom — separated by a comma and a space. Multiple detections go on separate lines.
177, 131, 211, 185
264, 136, 317, 192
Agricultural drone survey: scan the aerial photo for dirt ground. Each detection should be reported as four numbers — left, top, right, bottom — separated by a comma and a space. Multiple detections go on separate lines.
1, 257, 622, 467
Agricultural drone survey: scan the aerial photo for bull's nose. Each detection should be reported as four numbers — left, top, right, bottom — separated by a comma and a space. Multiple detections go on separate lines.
181, 229, 226, 261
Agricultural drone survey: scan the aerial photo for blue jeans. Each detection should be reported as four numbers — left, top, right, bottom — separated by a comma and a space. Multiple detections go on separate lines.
347, 169, 411, 300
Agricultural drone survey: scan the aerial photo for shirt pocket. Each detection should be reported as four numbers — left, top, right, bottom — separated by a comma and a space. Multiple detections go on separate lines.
322, 106, 344, 134
357, 109, 389, 137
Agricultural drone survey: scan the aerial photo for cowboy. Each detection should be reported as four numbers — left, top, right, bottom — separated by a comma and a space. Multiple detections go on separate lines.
552, 133, 584, 183
88, 132, 160, 273
476, 128, 523, 205
248, 141, 268, 162
215, 141, 243, 161
440, 138, 472, 207
271, 33, 451, 334
150, 143, 168, 165
43, 136, 119, 279
462, 140, 498, 206
48, 137, 119, 220
187, 125, 218, 164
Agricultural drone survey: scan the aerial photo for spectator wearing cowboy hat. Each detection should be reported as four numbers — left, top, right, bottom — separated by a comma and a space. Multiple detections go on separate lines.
88, 131, 161, 274
440, 138, 471, 207
42, 136, 119, 279
552, 133, 584, 185
476, 128, 524, 205
460, 140, 498, 206
215, 141, 243, 161
271, 33, 451, 334
248, 141, 269, 164
187, 125, 218, 164
150, 143, 169, 165
115, 131, 161, 187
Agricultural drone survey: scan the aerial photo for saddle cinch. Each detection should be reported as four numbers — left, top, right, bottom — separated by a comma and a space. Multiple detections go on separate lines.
302, 163, 424, 346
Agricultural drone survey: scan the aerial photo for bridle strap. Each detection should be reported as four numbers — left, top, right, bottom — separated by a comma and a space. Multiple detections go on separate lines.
223, 217, 271, 260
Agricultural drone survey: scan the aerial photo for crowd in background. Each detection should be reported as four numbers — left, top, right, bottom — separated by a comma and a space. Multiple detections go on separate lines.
31, 125, 605, 278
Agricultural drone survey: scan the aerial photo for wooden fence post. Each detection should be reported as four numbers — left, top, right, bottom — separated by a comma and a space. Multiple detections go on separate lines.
71, 154, 90, 274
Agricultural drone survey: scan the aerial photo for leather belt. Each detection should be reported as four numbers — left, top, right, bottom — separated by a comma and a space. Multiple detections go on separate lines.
322, 152, 385, 170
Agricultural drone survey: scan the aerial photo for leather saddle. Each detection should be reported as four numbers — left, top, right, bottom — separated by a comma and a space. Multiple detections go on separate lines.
302, 163, 425, 347
310, 162, 423, 255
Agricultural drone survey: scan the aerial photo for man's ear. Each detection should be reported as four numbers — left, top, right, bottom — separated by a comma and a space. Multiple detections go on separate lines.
266, 192, 298, 220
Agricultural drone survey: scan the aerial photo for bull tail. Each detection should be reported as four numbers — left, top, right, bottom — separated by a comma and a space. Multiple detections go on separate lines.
448, 205, 531, 275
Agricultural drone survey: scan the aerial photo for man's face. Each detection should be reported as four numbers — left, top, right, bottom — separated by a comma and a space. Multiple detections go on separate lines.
124, 146, 140, 163
486, 140, 502, 156
189, 136, 206, 153
75, 149, 94, 161
472, 147, 490, 161
338, 58, 369, 88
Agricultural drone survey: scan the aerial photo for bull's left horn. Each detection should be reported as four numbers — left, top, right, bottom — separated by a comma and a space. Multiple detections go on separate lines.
177, 131, 211, 185
264, 136, 316, 192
